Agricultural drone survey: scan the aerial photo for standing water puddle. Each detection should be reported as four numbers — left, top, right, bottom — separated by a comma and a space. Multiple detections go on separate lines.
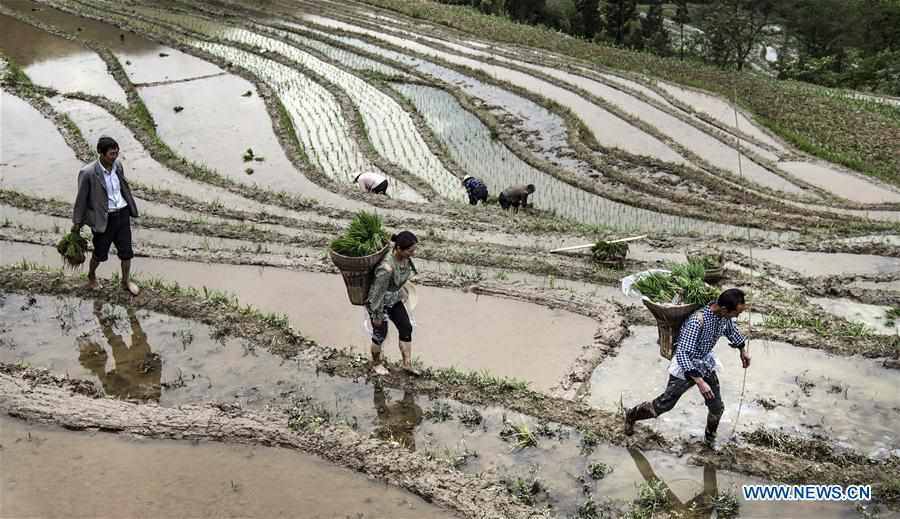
0, 249, 597, 392
4, 0, 222, 84
0, 12, 127, 103
778, 161, 900, 205
754, 248, 900, 277
137, 74, 372, 209
0, 294, 878, 518
589, 327, 900, 455
809, 297, 899, 336
0, 416, 451, 519
0, 90, 228, 223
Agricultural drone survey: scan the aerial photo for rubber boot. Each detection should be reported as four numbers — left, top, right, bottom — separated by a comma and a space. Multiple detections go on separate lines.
399, 341, 420, 377
624, 401, 657, 436
704, 412, 722, 448
371, 343, 389, 376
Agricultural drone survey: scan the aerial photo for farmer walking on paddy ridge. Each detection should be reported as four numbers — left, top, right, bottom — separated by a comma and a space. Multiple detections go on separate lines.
72, 136, 141, 296
354, 171, 389, 195
498, 183, 535, 213
367, 231, 420, 377
462, 175, 488, 205
624, 288, 751, 447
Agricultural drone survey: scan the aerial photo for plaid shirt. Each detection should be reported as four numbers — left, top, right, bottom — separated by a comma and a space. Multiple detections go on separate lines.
670, 305, 745, 379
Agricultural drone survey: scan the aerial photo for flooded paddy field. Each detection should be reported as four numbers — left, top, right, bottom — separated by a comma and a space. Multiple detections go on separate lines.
1, 291, 891, 519
2, 0, 900, 517
0, 416, 451, 519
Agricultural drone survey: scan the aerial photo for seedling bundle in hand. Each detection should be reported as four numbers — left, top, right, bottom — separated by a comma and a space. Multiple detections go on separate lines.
56, 230, 88, 270
633, 262, 718, 305
330, 211, 390, 257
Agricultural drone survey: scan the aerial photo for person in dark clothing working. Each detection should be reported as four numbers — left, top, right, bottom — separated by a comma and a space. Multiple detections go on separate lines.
72, 136, 141, 296
462, 175, 488, 205
624, 289, 751, 447
498, 184, 534, 213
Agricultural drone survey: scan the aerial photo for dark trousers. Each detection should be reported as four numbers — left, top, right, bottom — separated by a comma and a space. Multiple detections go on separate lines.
498, 192, 518, 211
371, 179, 389, 195
372, 301, 412, 345
652, 373, 724, 437
467, 186, 488, 206
91, 209, 134, 262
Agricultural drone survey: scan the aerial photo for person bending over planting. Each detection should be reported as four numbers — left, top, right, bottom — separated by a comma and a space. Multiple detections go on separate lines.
462, 175, 489, 205
498, 183, 534, 213
624, 288, 751, 447
367, 231, 419, 376
354, 172, 389, 195
72, 136, 141, 295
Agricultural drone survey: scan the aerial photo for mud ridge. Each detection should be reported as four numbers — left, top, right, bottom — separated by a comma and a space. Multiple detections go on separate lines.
0, 365, 543, 519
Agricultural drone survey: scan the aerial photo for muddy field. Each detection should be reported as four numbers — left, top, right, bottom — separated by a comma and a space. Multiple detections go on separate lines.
1, 0, 899, 517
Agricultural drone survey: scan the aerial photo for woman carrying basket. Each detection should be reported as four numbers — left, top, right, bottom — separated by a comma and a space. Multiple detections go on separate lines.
367, 231, 419, 376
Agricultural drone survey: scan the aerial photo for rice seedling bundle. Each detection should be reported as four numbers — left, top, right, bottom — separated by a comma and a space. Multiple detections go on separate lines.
56, 230, 88, 270
591, 240, 629, 263
330, 211, 390, 257
634, 263, 717, 305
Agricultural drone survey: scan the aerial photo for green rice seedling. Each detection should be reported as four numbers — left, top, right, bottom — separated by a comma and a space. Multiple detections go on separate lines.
458, 407, 483, 427
329, 211, 390, 257
633, 272, 680, 303
587, 462, 612, 480
499, 466, 544, 505
885, 307, 900, 328
707, 488, 740, 519
424, 401, 453, 422
500, 418, 538, 450
634, 264, 717, 304
635, 479, 670, 511
56, 230, 88, 270
591, 240, 629, 264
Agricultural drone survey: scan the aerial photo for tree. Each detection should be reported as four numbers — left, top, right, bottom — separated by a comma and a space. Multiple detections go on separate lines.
641, 0, 669, 55
697, 0, 775, 70
506, 0, 546, 24
602, 0, 638, 46
673, 0, 690, 60
573, 0, 601, 39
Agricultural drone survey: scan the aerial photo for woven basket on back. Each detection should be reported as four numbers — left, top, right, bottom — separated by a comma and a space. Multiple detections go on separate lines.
642, 300, 703, 359
329, 244, 391, 306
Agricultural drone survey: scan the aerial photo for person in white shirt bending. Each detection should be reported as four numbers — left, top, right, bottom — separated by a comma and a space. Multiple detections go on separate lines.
353, 172, 389, 195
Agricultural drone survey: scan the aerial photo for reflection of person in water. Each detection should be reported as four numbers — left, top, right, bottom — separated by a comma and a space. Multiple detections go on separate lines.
77, 301, 161, 401
628, 448, 718, 517
373, 383, 423, 451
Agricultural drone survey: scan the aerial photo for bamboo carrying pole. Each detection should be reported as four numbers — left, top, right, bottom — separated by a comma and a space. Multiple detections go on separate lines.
548, 234, 647, 254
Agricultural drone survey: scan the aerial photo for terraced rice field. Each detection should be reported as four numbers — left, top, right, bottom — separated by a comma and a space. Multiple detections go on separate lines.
1, 0, 899, 518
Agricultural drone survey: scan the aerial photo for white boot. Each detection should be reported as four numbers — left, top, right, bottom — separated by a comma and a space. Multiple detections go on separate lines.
371, 343, 389, 376
399, 341, 420, 376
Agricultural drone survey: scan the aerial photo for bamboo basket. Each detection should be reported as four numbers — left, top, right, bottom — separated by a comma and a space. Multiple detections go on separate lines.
329, 244, 390, 306
642, 300, 703, 359
688, 251, 724, 284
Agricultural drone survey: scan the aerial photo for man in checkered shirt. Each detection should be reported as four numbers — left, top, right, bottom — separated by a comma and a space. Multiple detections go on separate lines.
624, 288, 751, 447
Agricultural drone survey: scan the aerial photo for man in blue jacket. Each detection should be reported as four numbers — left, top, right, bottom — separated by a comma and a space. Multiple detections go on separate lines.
462, 175, 488, 206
